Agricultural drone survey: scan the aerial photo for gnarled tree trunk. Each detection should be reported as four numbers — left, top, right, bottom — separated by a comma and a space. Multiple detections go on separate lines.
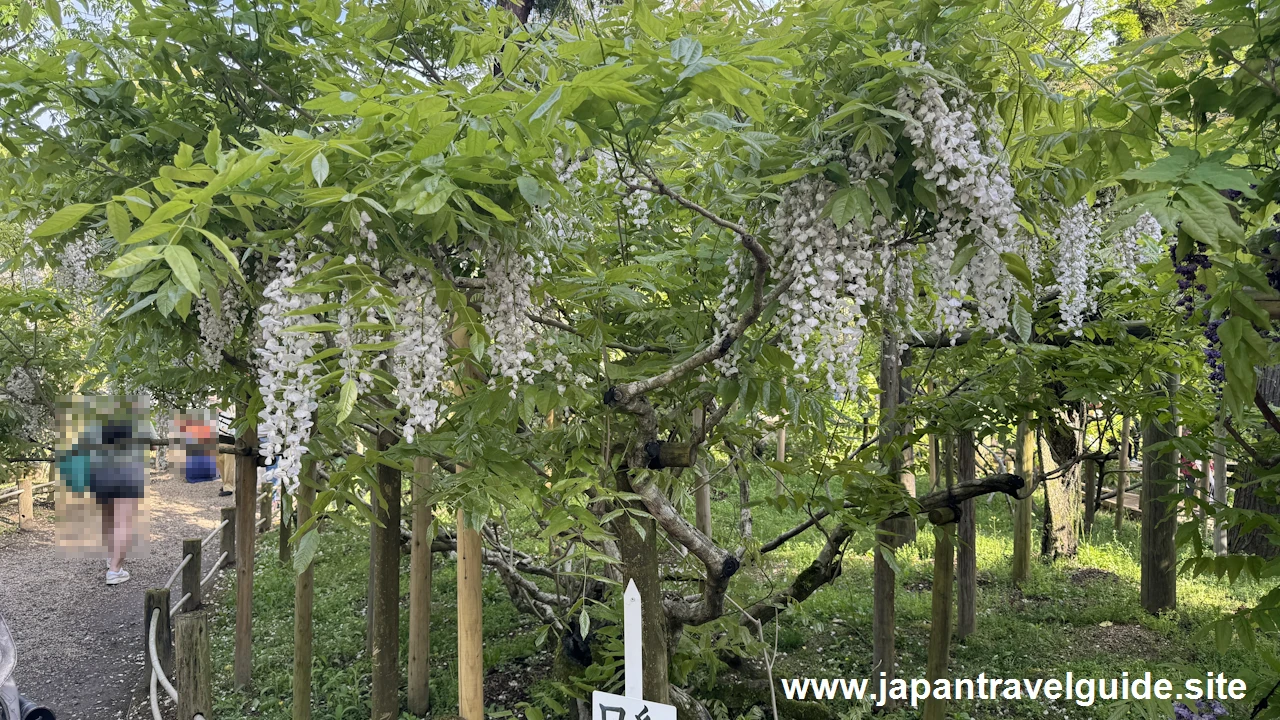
1040, 408, 1081, 561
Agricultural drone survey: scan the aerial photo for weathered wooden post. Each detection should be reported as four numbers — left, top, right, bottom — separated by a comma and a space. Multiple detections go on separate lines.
458, 513, 485, 719
279, 492, 292, 564
293, 460, 316, 720
371, 431, 403, 720
220, 506, 236, 567
872, 330, 901, 708
921, 509, 956, 720
1140, 378, 1178, 614
233, 420, 258, 688
774, 423, 787, 496
1116, 417, 1131, 531
408, 456, 434, 716
145, 588, 173, 676
1082, 457, 1098, 534
692, 407, 712, 537
175, 611, 211, 720
1213, 441, 1228, 555
1011, 416, 1034, 584
182, 538, 203, 611
956, 430, 976, 641
17, 471, 34, 531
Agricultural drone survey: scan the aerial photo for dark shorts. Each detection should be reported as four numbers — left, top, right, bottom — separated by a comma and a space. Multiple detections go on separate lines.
89, 465, 145, 504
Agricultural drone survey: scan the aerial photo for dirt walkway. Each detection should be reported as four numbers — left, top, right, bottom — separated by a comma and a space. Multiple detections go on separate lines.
0, 469, 232, 720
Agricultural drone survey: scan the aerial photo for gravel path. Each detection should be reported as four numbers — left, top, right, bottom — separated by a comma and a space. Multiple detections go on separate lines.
0, 469, 233, 720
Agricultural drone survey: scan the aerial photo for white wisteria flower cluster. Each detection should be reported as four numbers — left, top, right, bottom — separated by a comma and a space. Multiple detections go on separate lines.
768, 149, 894, 400
196, 282, 247, 370
1113, 212, 1163, 281
1051, 201, 1103, 334
54, 232, 104, 295
1, 366, 51, 442
255, 244, 323, 492
480, 240, 542, 396
335, 295, 385, 394
390, 268, 449, 443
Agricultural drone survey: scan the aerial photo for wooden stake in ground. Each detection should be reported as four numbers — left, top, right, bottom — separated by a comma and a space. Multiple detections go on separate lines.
371, 430, 402, 720
144, 587, 173, 676
1213, 441, 1227, 555
408, 456, 435, 716
293, 460, 317, 720
1140, 378, 1178, 614
279, 491, 292, 564
775, 423, 787, 496
181, 538, 202, 611
956, 430, 976, 641
17, 471, 33, 531
233, 420, 258, 688
1082, 458, 1098, 535
1116, 417, 1131, 532
220, 505, 236, 567
872, 331, 902, 707
692, 407, 712, 537
921, 510, 956, 720
175, 611, 211, 720
457, 511, 485, 719
1011, 416, 1034, 585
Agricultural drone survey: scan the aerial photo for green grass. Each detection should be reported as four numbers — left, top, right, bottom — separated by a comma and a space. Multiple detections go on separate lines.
206, 482, 1279, 720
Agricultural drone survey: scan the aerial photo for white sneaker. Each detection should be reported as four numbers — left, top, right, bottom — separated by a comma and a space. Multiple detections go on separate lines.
106, 569, 131, 585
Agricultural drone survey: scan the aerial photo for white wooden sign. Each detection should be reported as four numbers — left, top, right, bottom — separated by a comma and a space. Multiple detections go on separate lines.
592, 690, 677, 720
592, 580, 677, 720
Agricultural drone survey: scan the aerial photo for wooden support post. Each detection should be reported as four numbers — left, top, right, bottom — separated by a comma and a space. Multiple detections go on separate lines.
145, 588, 173, 677
17, 472, 33, 530
1116, 417, 1131, 532
956, 431, 976, 641
408, 456, 434, 716
872, 330, 901, 708
458, 514, 485, 719
921, 518, 955, 720
371, 431, 402, 720
182, 538, 203, 611
220, 506, 236, 567
1082, 458, 1098, 534
279, 491, 292, 565
1011, 416, 1034, 585
175, 611, 211, 720
233, 420, 258, 688
775, 424, 787, 496
367, 521, 377, 656
1140, 379, 1178, 614
1213, 441, 1228, 556
293, 461, 316, 720
692, 408, 712, 537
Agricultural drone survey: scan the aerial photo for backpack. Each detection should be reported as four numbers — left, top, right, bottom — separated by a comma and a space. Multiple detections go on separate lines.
57, 447, 91, 494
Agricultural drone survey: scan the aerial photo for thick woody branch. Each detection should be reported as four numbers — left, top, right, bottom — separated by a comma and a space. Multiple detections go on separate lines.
742, 523, 853, 626
758, 473, 1025, 555
527, 313, 671, 354
630, 474, 739, 583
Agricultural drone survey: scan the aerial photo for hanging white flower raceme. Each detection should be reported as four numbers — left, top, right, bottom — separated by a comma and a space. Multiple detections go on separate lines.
480, 240, 540, 397
768, 149, 891, 400
1, 366, 51, 442
54, 232, 104, 294
1051, 201, 1103, 334
390, 269, 449, 443
255, 244, 323, 492
894, 53, 1021, 335
1112, 212, 1163, 281
196, 282, 248, 370
711, 248, 745, 377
